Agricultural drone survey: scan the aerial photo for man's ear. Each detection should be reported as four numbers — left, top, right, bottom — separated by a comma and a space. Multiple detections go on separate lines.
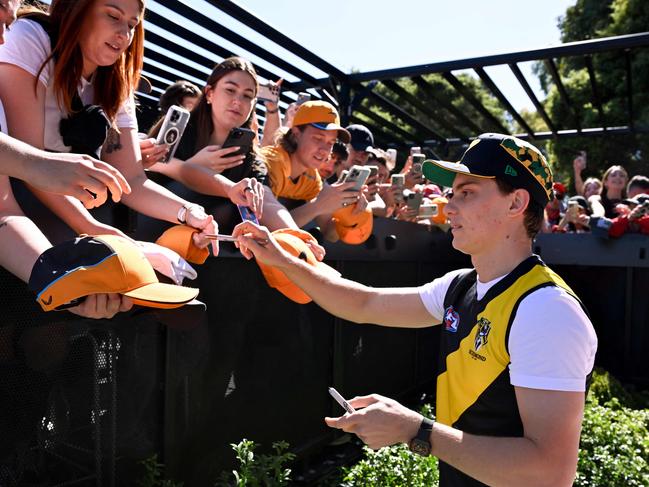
509, 189, 531, 217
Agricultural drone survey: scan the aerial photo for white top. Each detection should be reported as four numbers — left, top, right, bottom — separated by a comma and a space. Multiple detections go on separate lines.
418, 267, 598, 392
0, 18, 137, 152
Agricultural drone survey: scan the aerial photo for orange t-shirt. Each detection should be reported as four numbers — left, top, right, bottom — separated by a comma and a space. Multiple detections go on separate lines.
261, 145, 322, 201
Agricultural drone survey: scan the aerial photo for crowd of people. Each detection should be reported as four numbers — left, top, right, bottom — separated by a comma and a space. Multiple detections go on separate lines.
542, 152, 649, 237
0, 0, 636, 485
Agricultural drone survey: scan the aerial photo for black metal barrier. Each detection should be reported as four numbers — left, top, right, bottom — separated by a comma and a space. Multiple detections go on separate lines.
1, 220, 648, 485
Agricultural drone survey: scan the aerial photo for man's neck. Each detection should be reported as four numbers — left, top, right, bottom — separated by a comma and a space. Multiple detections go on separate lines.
471, 236, 533, 283
289, 153, 308, 180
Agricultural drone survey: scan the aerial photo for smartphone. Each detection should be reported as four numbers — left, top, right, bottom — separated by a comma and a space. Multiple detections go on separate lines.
344, 165, 371, 191
237, 204, 259, 225
411, 154, 425, 177
336, 169, 349, 184
410, 146, 422, 156
576, 150, 587, 169
258, 82, 280, 105
222, 127, 256, 157
418, 203, 439, 218
391, 174, 405, 203
366, 165, 379, 179
405, 190, 424, 212
296, 92, 311, 105
156, 105, 190, 163
328, 387, 355, 414
385, 148, 397, 167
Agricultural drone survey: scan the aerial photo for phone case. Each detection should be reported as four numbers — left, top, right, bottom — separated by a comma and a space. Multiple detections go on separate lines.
222, 128, 256, 157
237, 204, 259, 225
344, 166, 371, 191
258, 83, 279, 104
156, 105, 190, 163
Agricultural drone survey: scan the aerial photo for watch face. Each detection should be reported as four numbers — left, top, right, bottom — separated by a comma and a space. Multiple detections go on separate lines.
410, 438, 431, 457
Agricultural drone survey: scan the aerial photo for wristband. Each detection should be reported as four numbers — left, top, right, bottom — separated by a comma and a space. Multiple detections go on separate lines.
177, 203, 204, 224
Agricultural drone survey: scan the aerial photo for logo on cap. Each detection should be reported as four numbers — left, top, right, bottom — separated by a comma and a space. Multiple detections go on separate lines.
504, 165, 518, 177
41, 295, 53, 306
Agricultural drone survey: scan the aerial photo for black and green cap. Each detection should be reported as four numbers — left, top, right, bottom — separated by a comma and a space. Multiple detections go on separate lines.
422, 133, 554, 206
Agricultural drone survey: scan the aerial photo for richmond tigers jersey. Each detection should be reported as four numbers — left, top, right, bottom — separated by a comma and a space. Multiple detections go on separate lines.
435, 255, 589, 487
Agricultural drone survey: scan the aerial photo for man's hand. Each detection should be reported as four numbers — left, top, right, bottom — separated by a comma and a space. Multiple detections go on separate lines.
68, 294, 133, 319
139, 137, 169, 169
29, 153, 131, 209
232, 220, 292, 267
325, 394, 423, 450
188, 145, 245, 173
315, 182, 361, 214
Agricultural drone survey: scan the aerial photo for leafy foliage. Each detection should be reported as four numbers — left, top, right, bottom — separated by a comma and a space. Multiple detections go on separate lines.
216, 439, 295, 487
137, 455, 184, 487
575, 368, 649, 486
340, 444, 439, 487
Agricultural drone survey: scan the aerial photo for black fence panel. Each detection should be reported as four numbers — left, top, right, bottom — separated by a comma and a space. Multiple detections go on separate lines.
1, 226, 648, 485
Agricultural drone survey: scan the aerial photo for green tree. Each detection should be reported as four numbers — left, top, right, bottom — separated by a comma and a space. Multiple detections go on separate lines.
535, 0, 649, 186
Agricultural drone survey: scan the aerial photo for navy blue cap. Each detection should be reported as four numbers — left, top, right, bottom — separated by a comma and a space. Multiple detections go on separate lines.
346, 124, 374, 152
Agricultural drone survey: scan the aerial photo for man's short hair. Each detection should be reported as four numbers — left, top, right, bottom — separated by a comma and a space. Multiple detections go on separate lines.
332, 141, 349, 160
627, 175, 649, 193
495, 178, 545, 239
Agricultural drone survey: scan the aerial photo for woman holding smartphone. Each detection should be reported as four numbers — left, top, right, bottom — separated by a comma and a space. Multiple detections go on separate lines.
148, 57, 296, 232
0, 0, 217, 252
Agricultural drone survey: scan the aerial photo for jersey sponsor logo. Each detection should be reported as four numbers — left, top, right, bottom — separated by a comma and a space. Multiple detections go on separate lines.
474, 317, 491, 352
444, 306, 460, 333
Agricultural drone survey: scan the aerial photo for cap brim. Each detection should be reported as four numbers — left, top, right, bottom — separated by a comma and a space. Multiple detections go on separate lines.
310, 123, 351, 143
422, 159, 495, 188
124, 282, 199, 309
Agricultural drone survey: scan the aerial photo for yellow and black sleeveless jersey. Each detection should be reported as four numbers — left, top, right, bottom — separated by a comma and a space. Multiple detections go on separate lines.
436, 255, 587, 487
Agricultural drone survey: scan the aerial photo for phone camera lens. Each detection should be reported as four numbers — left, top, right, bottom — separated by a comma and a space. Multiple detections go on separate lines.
170, 111, 180, 123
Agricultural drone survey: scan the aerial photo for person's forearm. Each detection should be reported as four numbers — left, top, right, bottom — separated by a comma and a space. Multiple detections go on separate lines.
290, 199, 326, 227
174, 162, 233, 198
0, 132, 47, 180
0, 214, 51, 282
260, 112, 281, 148
430, 423, 576, 487
574, 169, 584, 195
259, 190, 298, 231
120, 173, 190, 223
146, 157, 184, 180
278, 255, 430, 327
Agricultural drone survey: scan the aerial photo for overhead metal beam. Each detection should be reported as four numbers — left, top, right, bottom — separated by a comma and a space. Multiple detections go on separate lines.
145, 11, 295, 100
584, 55, 606, 129
349, 116, 396, 147
345, 32, 649, 82
208, 0, 349, 82
380, 79, 467, 140
156, 0, 325, 88
442, 72, 509, 134
411, 76, 483, 135
474, 67, 534, 136
545, 58, 581, 131
354, 104, 422, 143
508, 63, 556, 134
443, 125, 649, 145
367, 91, 446, 143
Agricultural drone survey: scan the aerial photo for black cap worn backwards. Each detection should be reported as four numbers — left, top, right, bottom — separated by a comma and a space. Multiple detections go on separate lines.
422, 133, 554, 207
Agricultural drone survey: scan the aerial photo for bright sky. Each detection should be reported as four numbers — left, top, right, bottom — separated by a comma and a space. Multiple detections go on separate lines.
146, 0, 577, 112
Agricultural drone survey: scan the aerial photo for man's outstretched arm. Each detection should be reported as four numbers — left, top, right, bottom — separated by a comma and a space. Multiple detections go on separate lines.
232, 221, 435, 328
